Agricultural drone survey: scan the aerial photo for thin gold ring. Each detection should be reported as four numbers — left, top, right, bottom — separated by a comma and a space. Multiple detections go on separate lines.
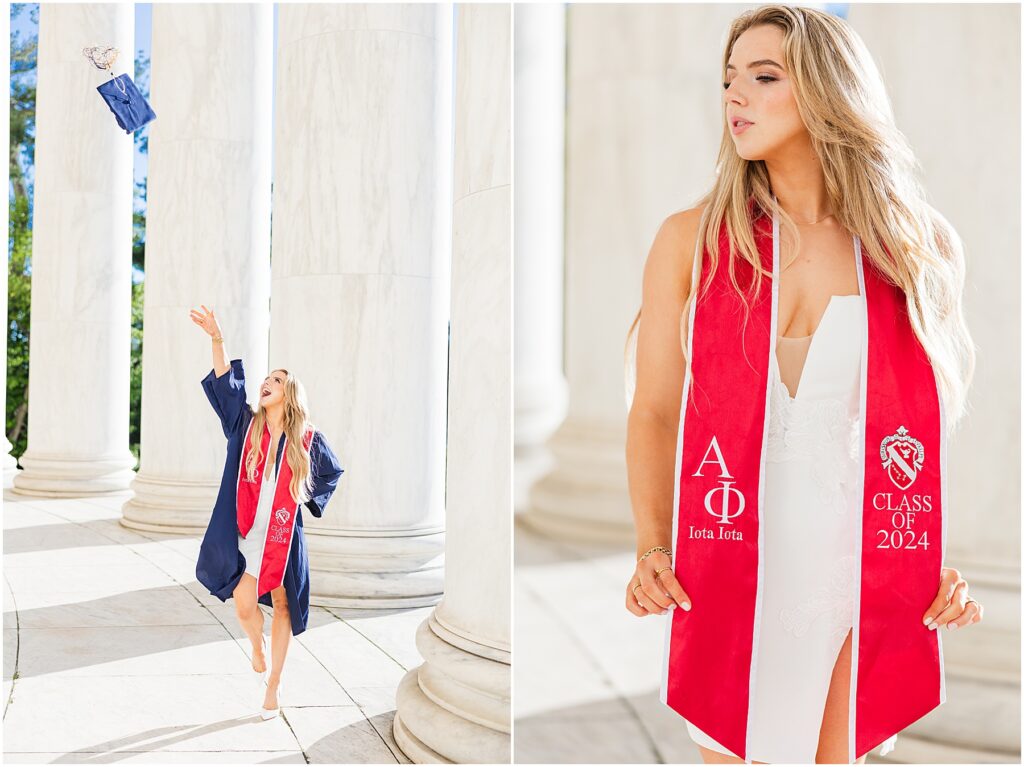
654, 567, 672, 578
631, 583, 642, 596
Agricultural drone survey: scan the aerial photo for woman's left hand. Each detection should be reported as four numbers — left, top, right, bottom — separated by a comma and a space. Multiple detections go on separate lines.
922, 567, 983, 631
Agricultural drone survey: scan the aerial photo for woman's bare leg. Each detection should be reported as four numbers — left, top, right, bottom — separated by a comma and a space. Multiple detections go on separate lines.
693, 631, 869, 764
232, 572, 266, 672
263, 584, 291, 709
816, 628, 867, 764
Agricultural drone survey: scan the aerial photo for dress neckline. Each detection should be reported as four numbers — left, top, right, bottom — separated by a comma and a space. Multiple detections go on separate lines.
774, 294, 863, 400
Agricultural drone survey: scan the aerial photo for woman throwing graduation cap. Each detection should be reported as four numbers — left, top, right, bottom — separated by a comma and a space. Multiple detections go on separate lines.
190, 304, 344, 720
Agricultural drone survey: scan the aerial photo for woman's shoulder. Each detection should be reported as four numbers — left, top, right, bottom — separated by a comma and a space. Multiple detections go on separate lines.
658, 204, 707, 243
646, 204, 708, 283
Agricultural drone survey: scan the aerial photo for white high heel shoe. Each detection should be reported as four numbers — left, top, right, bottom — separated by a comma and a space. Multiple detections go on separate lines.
260, 675, 283, 720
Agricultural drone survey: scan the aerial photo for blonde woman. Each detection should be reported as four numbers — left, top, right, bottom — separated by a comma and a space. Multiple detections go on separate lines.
191, 305, 344, 719
624, 6, 980, 764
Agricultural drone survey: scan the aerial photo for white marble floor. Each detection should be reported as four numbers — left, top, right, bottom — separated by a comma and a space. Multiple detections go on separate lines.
512, 519, 925, 765
3, 487, 430, 763
514, 519, 705, 764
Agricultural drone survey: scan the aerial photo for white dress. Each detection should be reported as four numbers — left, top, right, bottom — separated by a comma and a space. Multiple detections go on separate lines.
238, 456, 278, 579
683, 294, 898, 763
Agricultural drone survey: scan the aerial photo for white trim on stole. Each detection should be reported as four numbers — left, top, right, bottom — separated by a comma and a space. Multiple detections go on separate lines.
850, 233, 868, 763
660, 209, 708, 706
742, 206, 779, 763
278, 428, 314, 587
936, 344, 948, 706
256, 433, 286, 596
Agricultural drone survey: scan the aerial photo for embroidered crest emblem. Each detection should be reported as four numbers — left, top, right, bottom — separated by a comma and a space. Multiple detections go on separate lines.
879, 425, 925, 490
275, 507, 291, 526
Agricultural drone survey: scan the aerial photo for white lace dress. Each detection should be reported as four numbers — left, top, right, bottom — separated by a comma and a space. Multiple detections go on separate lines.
237, 457, 278, 579
683, 294, 898, 763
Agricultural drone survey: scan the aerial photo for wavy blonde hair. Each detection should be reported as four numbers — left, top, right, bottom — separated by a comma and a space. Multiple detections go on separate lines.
625, 4, 975, 432
243, 368, 316, 504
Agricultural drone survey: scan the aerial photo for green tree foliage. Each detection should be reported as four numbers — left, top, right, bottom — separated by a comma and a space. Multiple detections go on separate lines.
129, 50, 151, 462
7, 4, 38, 460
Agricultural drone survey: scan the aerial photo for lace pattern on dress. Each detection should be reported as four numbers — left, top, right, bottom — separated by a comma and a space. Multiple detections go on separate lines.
778, 553, 857, 644
778, 553, 899, 757
766, 372, 861, 511
879, 734, 898, 755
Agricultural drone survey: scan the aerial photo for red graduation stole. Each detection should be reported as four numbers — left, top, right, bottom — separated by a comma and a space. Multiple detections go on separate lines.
236, 421, 316, 597
661, 206, 946, 762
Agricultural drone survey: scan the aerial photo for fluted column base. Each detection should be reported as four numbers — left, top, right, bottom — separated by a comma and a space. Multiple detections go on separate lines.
515, 375, 569, 448
309, 527, 446, 608
120, 471, 223, 533
394, 613, 510, 763
124, 475, 446, 607
521, 417, 632, 543
515, 376, 568, 514
515, 443, 555, 516
12, 450, 137, 497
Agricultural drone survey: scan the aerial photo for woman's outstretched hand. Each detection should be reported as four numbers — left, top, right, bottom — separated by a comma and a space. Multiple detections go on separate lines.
922, 566, 983, 631
625, 548, 691, 617
190, 305, 223, 339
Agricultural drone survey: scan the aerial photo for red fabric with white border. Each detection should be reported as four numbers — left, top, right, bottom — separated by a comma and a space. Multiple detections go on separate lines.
236, 422, 316, 597
660, 203, 944, 762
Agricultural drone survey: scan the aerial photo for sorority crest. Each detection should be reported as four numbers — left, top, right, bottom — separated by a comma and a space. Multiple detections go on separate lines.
275, 507, 291, 526
879, 425, 925, 490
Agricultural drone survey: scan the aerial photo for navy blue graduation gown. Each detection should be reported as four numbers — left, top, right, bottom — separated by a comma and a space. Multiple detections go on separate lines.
195, 357, 344, 636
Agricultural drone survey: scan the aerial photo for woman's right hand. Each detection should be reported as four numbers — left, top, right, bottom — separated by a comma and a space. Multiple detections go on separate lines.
190, 304, 223, 339
625, 550, 692, 617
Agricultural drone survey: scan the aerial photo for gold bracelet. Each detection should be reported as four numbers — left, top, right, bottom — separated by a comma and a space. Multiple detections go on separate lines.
639, 545, 672, 562
212, 335, 223, 343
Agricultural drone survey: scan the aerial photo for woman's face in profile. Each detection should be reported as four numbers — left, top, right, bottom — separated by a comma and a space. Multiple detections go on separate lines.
723, 24, 807, 162
260, 370, 286, 409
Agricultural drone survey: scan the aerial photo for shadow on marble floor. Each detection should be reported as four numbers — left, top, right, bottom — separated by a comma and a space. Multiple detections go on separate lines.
3, 487, 424, 763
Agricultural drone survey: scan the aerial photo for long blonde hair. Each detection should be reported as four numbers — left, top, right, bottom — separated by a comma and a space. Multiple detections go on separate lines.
625, 4, 975, 432
243, 368, 316, 504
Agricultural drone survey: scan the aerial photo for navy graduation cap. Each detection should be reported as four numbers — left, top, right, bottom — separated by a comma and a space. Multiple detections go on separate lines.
96, 74, 156, 134
83, 45, 156, 134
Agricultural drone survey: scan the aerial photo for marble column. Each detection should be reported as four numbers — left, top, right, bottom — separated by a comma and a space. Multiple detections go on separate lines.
520, 4, 732, 542
120, 5, 274, 533
394, 5, 511, 762
269, 4, 453, 607
512, 4, 568, 514
847, 6, 1020, 761
12, 4, 136, 497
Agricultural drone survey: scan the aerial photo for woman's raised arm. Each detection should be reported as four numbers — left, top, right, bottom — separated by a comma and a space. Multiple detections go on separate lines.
192, 305, 249, 437
190, 304, 230, 377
